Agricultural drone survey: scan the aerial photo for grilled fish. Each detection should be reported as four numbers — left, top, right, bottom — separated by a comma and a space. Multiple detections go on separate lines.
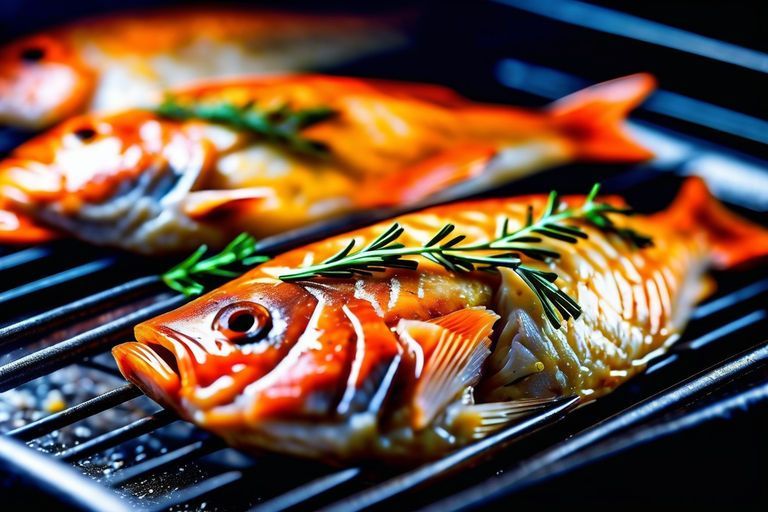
113, 178, 768, 461
0, 74, 654, 252
0, 8, 405, 130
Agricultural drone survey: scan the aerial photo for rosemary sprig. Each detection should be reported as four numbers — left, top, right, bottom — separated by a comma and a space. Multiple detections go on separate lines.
155, 97, 336, 157
279, 184, 652, 327
160, 184, 652, 327
162, 233, 270, 296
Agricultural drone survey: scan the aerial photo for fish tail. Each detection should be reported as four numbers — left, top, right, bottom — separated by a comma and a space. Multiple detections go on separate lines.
548, 73, 656, 162
664, 177, 768, 269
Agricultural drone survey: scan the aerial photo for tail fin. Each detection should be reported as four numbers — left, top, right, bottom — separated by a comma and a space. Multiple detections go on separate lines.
664, 177, 768, 269
549, 73, 656, 162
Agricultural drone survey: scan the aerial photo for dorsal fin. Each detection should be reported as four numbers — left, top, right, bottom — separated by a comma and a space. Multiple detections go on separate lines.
396, 307, 499, 429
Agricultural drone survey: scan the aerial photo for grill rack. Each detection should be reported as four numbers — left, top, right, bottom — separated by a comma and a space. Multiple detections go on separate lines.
1, 1, 767, 510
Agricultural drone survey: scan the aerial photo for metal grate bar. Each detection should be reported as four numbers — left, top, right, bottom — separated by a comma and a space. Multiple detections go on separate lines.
106, 438, 225, 487
495, 0, 768, 73
677, 310, 767, 350
495, 57, 768, 146
320, 396, 579, 512
692, 278, 768, 319
420, 342, 768, 512
251, 468, 362, 512
79, 359, 123, 377
0, 435, 132, 512
147, 471, 243, 512
7, 384, 141, 441
0, 257, 116, 305
0, 275, 160, 345
0, 295, 186, 392
462, 380, 768, 508
56, 409, 176, 463
0, 246, 53, 272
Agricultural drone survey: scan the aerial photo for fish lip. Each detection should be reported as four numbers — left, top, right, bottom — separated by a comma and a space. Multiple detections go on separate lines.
133, 323, 197, 380
114, 322, 202, 400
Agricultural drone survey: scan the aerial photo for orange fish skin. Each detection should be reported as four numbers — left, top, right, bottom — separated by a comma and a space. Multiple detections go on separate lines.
0, 8, 406, 130
113, 179, 768, 461
0, 74, 653, 253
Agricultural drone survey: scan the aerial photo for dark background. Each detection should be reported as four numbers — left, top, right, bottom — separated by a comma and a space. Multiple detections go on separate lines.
0, 0, 766, 508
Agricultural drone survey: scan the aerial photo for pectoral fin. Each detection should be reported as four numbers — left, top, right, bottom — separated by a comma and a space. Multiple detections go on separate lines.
446, 396, 576, 440
182, 188, 275, 219
360, 144, 498, 208
396, 307, 500, 429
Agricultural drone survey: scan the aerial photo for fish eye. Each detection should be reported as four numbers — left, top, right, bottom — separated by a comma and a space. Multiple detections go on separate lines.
73, 127, 97, 142
20, 46, 45, 62
214, 301, 272, 343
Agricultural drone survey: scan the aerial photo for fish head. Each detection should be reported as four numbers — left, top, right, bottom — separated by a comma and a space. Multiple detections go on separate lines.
116, 278, 327, 416
0, 110, 226, 252
113, 265, 507, 462
0, 34, 95, 129
113, 275, 412, 454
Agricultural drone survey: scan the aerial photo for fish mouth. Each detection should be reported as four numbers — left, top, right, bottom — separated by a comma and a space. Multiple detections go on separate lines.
113, 322, 268, 427
112, 326, 186, 413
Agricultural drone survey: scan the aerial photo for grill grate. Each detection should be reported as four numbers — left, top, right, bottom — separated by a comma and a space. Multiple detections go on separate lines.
2, 1, 767, 510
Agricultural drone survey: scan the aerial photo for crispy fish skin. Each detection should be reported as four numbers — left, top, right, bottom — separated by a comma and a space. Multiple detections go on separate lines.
0, 8, 406, 129
113, 178, 768, 461
0, 74, 654, 252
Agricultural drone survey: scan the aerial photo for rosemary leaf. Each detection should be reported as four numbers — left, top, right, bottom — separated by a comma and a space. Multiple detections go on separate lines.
155, 97, 336, 157
161, 183, 653, 329
277, 182, 653, 328
162, 233, 268, 297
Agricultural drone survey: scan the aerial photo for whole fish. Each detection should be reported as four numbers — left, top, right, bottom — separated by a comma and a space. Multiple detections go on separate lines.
0, 8, 406, 130
113, 178, 768, 461
0, 74, 654, 252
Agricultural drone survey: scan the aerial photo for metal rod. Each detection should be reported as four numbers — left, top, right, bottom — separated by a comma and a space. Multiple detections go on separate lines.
677, 310, 767, 350
7, 384, 142, 441
147, 471, 243, 512
693, 278, 768, 319
320, 396, 579, 512
0, 257, 116, 305
0, 295, 186, 392
0, 436, 132, 512
0, 275, 160, 346
56, 409, 176, 462
495, 0, 768, 73
0, 246, 53, 272
78, 359, 123, 376
106, 438, 225, 487
251, 468, 362, 512
421, 341, 768, 512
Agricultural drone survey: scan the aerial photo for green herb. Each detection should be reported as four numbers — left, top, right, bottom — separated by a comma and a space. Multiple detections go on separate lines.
162, 233, 270, 296
279, 184, 652, 327
155, 97, 336, 157
160, 184, 652, 328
